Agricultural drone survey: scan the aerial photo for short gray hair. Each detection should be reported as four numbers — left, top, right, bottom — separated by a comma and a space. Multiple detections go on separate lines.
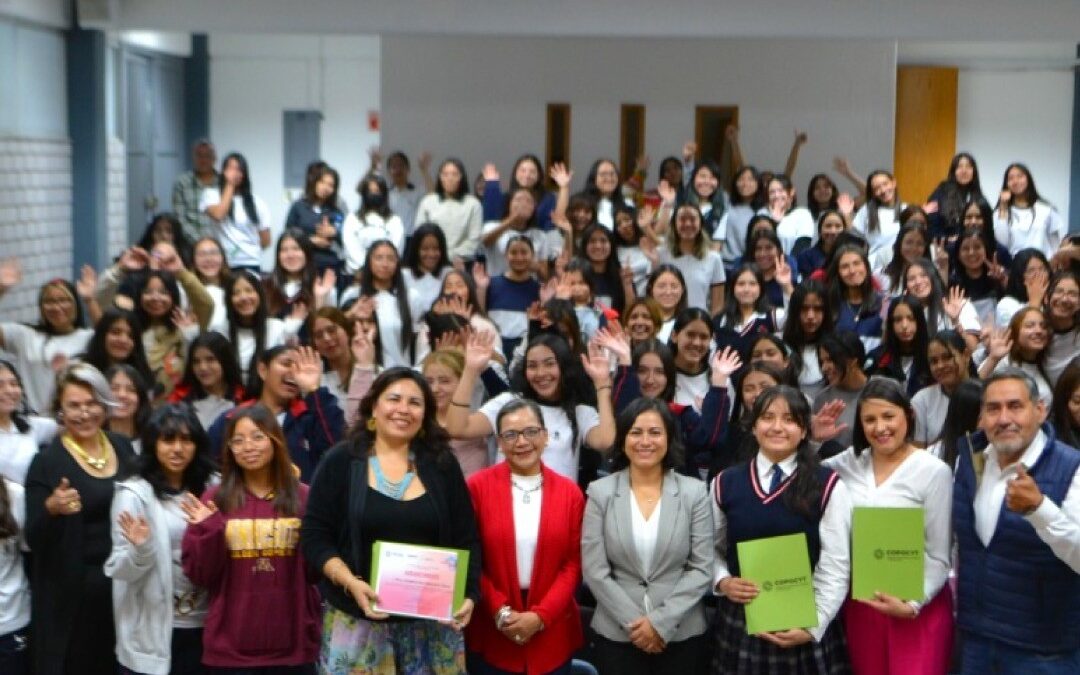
53, 362, 118, 414
983, 367, 1041, 405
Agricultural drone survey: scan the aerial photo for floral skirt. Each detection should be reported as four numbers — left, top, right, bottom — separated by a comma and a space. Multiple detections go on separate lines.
319, 607, 466, 675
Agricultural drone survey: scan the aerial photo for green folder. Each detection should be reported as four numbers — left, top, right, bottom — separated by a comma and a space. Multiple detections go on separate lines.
736, 533, 818, 634
369, 541, 470, 621
852, 506, 924, 601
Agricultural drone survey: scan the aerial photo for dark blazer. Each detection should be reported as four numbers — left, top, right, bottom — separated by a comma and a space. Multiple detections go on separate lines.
24, 431, 136, 675
465, 462, 585, 675
300, 439, 482, 617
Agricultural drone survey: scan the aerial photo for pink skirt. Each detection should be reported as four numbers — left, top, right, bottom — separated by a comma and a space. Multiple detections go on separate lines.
843, 587, 953, 675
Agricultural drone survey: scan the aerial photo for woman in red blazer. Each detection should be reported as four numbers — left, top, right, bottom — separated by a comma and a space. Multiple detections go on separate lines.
465, 398, 586, 675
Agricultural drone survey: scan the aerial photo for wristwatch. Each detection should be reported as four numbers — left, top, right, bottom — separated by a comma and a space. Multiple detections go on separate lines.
495, 605, 512, 630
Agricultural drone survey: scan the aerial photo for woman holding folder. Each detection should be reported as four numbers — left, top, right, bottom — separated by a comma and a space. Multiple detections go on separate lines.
465, 398, 585, 675
300, 367, 481, 675
581, 398, 714, 673
824, 377, 954, 675
710, 384, 853, 673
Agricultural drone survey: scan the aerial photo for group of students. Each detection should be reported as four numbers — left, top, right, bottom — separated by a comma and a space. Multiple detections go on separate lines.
0, 135, 1078, 675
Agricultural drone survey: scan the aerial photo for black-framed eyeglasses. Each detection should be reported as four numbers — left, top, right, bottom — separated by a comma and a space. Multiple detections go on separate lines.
497, 427, 544, 443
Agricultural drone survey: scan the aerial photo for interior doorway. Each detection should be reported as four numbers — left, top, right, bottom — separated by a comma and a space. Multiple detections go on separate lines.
694, 105, 739, 186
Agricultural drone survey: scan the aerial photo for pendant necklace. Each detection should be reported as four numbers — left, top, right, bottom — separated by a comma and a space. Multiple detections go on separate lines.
511, 477, 543, 504
63, 431, 111, 471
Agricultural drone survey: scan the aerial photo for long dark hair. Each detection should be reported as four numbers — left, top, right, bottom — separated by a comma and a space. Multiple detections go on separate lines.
851, 377, 916, 456
669, 307, 713, 371
510, 334, 593, 447
578, 224, 626, 313
216, 404, 300, 516
137, 213, 192, 266
0, 359, 30, 431
245, 345, 293, 403
827, 245, 879, 317
729, 165, 765, 209
584, 158, 623, 202
903, 258, 948, 336
81, 308, 152, 386
730, 361, 787, 435
359, 241, 414, 358
105, 364, 152, 437
609, 398, 684, 472
818, 331, 866, 385
435, 158, 469, 201
783, 281, 832, 377
1003, 249, 1051, 304
747, 385, 824, 518
0, 478, 16, 540
940, 379, 984, 468
219, 152, 259, 224
687, 160, 727, 219
998, 162, 1044, 209
935, 152, 984, 230
806, 173, 840, 221
224, 270, 269, 385
508, 154, 546, 200
864, 170, 901, 234
348, 367, 453, 466
883, 222, 929, 293
266, 230, 316, 315
358, 173, 393, 219
645, 264, 688, 318
303, 161, 340, 208
403, 223, 450, 279
177, 332, 244, 403
719, 264, 773, 330
1051, 358, 1080, 448
132, 404, 216, 499
631, 339, 678, 401
135, 271, 181, 331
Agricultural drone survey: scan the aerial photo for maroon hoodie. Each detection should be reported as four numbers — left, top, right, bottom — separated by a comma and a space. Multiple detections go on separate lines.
182, 483, 321, 667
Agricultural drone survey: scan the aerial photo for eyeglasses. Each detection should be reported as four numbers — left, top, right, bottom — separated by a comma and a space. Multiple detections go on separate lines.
228, 432, 269, 451
497, 427, 544, 443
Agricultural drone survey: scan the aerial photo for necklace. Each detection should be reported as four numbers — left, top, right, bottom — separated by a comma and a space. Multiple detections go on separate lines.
63, 431, 111, 471
370, 454, 415, 500
511, 476, 543, 504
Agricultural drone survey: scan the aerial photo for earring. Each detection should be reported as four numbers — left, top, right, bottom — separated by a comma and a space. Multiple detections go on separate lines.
366, 418, 376, 431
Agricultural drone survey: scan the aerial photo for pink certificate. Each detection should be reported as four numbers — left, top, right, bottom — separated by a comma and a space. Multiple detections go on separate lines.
370, 541, 469, 621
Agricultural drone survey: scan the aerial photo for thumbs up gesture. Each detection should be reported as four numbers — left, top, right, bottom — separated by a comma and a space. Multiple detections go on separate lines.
46, 477, 82, 516
1006, 464, 1044, 515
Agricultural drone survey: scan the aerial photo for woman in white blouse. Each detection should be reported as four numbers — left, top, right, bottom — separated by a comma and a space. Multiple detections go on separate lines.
760, 174, 815, 256
582, 398, 713, 672
416, 158, 482, 265
824, 377, 954, 675
342, 173, 406, 276
993, 163, 1065, 257
852, 170, 906, 271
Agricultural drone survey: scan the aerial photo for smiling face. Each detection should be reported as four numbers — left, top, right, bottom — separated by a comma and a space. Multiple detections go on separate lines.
230, 276, 261, 320
156, 428, 196, 485
585, 230, 611, 264
859, 398, 908, 456
675, 207, 702, 243
439, 162, 462, 195
890, 302, 918, 345
954, 156, 974, 185
735, 169, 758, 199
981, 378, 1044, 456
191, 346, 224, 394
819, 213, 845, 249
109, 370, 139, 422
870, 173, 896, 205
1016, 311, 1048, 352
507, 240, 535, 277
423, 361, 459, 413
314, 172, 337, 201
625, 304, 657, 343
368, 244, 399, 285
140, 277, 174, 320
928, 341, 964, 390
104, 319, 135, 362
417, 234, 443, 273
958, 235, 987, 271
767, 179, 792, 212
624, 410, 668, 471
812, 176, 835, 206
257, 350, 299, 405
741, 371, 779, 412
838, 252, 867, 289
594, 161, 619, 196
899, 229, 927, 264
442, 272, 469, 303
193, 239, 225, 282
673, 319, 710, 368
228, 417, 275, 473
1006, 167, 1028, 197
497, 406, 547, 475
514, 159, 540, 189
637, 352, 668, 399
1048, 277, 1080, 323
750, 339, 787, 368
312, 317, 348, 363
962, 203, 985, 231
693, 167, 719, 200
614, 211, 636, 242
818, 349, 842, 386
40, 284, 77, 331
0, 366, 22, 419
372, 378, 425, 444
59, 382, 105, 442
650, 272, 684, 315
525, 345, 561, 400
277, 237, 307, 276
753, 238, 778, 273
752, 396, 804, 460
733, 270, 761, 307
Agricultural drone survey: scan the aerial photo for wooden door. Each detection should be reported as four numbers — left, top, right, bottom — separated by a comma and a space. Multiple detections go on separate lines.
894, 66, 958, 205
694, 106, 739, 187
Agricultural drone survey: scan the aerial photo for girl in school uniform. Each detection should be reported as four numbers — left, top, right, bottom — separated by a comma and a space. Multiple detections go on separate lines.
710, 385, 853, 674
902, 258, 981, 350
993, 163, 1065, 258
925, 152, 985, 239
712, 264, 788, 358
827, 246, 885, 353
686, 160, 729, 248
613, 204, 659, 297
645, 265, 689, 343
949, 226, 1006, 326
480, 186, 550, 280
797, 210, 847, 280
761, 174, 815, 256
485, 236, 542, 361
663, 205, 726, 314
852, 170, 905, 272
168, 331, 244, 431
824, 378, 954, 675
670, 308, 715, 411
865, 296, 934, 398
782, 281, 832, 401
744, 227, 798, 310
877, 222, 930, 297
720, 166, 766, 268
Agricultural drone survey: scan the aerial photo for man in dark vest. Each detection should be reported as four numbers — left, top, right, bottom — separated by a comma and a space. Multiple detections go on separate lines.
954, 368, 1080, 674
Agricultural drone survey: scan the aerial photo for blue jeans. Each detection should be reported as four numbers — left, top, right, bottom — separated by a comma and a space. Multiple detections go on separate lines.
0, 627, 29, 675
961, 634, 1080, 675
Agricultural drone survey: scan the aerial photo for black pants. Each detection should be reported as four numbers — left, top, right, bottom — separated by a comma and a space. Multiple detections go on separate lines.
118, 627, 205, 675
594, 633, 708, 675
0, 627, 29, 675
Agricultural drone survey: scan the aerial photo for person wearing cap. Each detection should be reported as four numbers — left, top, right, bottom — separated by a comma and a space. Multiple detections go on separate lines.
954, 367, 1080, 674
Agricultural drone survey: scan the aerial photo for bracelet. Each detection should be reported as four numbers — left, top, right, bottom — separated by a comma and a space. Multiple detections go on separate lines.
450, 400, 471, 408
595, 385, 612, 392
495, 605, 512, 630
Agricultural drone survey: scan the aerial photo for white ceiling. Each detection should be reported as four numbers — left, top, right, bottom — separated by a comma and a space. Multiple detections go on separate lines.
102, 0, 1080, 41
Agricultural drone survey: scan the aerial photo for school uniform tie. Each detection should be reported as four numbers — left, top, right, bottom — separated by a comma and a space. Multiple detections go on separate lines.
769, 464, 784, 494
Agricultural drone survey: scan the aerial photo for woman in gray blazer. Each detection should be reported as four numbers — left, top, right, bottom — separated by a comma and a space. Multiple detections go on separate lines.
581, 397, 714, 674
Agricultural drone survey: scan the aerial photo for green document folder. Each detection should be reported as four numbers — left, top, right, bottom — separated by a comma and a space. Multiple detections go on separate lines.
736, 533, 818, 634
851, 506, 924, 601
369, 541, 470, 621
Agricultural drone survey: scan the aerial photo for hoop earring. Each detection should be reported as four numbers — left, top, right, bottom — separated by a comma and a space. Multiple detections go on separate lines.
366, 418, 376, 431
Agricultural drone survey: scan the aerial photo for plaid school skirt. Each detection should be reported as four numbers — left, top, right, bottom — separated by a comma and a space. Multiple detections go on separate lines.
712, 597, 852, 675
319, 607, 466, 675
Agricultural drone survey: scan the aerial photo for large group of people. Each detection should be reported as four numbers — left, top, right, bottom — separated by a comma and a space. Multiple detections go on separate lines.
0, 132, 1078, 675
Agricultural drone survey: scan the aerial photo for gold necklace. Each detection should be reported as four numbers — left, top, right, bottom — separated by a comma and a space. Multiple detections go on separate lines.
63, 431, 111, 471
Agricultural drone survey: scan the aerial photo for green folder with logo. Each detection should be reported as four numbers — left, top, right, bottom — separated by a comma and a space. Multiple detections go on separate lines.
736, 533, 818, 634
852, 507, 924, 601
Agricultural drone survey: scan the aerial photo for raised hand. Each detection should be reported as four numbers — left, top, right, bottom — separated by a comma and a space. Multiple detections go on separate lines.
637, 204, 657, 231
998, 189, 1012, 207
45, 477, 81, 516
657, 180, 677, 206
593, 324, 631, 366
76, 265, 98, 300
525, 300, 544, 323
551, 214, 573, 236
118, 511, 151, 546
445, 295, 473, 320
837, 192, 855, 216
482, 163, 500, 182
922, 200, 939, 215
171, 307, 198, 331
472, 262, 489, 292
119, 247, 150, 272
944, 286, 967, 322
0, 258, 23, 293
634, 154, 650, 174
180, 492, 217, 525
794, 128, 808, 145
368, 145, 382, 169
555, 273, 572, 300
539, 278, 557, 304
620, 263, 634, 286
987, 328, 1013, 361
832, 156, 852, 176
50, 353, 69, 374
775, 253, 793, 290
549, 163, 572, 189
433, 329, 466, 354
351, 322, 377, 366
988, 252, 1008, 285
314, 268, 337, 302
682, 141, 698, 163
464, 329, 496, 373
153, 243, 185, 273
293, 345, 323, 395
811, 399, 848, 443
581, 340, 613, 386
1025, 266, 1050, 307
710, 347, 743, 388
289, 300, 310, 322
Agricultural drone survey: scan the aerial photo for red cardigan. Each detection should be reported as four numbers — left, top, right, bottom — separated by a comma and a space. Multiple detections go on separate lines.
465, 462, 585, 674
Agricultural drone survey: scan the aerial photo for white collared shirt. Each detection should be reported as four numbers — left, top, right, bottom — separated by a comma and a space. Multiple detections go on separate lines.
975, 430, 1080, 573
825, 447, 953, 603
711, 452, 853, 641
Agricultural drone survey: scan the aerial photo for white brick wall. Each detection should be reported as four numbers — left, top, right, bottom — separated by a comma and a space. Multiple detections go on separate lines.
107, 136, 127, 259
0, 136, 73, 323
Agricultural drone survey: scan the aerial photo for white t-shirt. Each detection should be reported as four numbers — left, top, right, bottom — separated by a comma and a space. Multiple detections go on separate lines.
162, 495, 209, 628
798, 344, 826, 400
674, 369, 710, 411
339, 286, 425, 368
199, 188, 271, 269
213, 317, 295, 383
852, 203, 904, 271
720, 204, 756, 265
618, 246, 653, 296
994, 357, 1053, 408
992, 202, 1065, 257
480, 223, 549, 279
1046, 328, 1079, 387
663, 250, 726, 313
341, 212, 406, 274
995, 295, 1024, 331
480, 392, 600, 482
0, 479, 29, 635
0, 324, 93, 415
762, 207, 815, 256
403, 268, 450, 319
912, 383, 951, 447
0, 416, 56, 485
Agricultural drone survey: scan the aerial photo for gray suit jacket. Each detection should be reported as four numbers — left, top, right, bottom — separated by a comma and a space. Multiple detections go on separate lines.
581, 469, 714, 644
